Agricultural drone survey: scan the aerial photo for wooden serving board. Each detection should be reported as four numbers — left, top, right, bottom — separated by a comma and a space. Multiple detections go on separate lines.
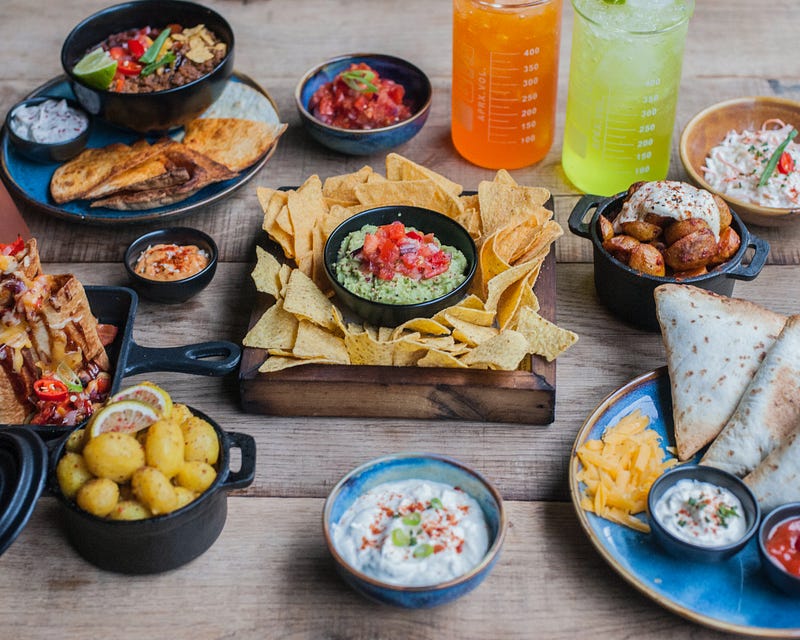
238, 250, 557, 425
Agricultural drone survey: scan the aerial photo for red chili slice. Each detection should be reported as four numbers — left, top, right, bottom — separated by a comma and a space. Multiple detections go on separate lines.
127, 38, 146, 58
778, 151, 795, 175
117, 59, 143, 75
33, 378, 69, 402
1, 235, 24, 256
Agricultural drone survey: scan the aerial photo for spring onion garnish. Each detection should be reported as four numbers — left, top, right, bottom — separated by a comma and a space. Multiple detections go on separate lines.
413, 544, 434, 559
429, 497, 443, 510
758, 128, 798, 186
141, 52, 176, 76
391, 529, 410, 547
139, 28, 172, 64
340, 69, 378, 93
56, 361, 84, 393
402, 512, 421, 526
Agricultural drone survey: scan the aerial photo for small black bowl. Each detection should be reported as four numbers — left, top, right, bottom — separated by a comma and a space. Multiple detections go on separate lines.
758, 503, 800, 596
124, 227, 218, 304
61, 0, 234, 133
647, 465, 760, 563
323, 206, 477, 327
5, 96, 91, 163
568, 191, 770, 331
50, 407, 255, 574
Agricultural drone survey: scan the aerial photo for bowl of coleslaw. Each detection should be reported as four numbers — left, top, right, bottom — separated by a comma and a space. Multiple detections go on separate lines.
680, 96, 800, 227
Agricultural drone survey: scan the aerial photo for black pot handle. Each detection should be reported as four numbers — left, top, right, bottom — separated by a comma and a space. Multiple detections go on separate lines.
123, 340, 241, 377
726, 234, 771, 281
568, 194, 607, 239
222, 431, 256, 490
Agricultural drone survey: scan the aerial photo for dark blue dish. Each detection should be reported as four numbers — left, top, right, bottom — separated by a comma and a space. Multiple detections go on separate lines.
295, 53, 431, 155
323, 205, 477, 327
61, 0, 234, 134
647, 464, 760, 563
124, 227, 218, 303
323, 453, 506, 608
4, 96, 91, 163
759, 503, 800, 597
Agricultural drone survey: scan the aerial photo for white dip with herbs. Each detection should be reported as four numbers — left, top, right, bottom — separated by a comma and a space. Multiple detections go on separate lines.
9, 98, 88, 144
702, 119, 800, 209
653, 478, 747, 547
331, 479, 490, 586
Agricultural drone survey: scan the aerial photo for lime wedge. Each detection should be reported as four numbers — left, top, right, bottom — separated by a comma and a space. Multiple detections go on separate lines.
73, 48, 117, 90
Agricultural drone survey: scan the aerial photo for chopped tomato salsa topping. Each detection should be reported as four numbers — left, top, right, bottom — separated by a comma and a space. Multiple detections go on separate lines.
356, 221, 451, 282
308, 62, 412, 130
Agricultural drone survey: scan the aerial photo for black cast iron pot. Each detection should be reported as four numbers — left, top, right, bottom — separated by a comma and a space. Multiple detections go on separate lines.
49, 408, 256, 574
568, 192, 770, 331
61, 0, 234, 133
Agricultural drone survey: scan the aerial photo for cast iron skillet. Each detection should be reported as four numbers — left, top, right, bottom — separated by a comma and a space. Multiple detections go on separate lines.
20, 285, 240, 439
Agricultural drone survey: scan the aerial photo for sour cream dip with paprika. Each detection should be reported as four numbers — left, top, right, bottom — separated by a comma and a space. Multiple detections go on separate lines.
9, 99, 88, 144
331, 479, 490, 587
653, 478, 746, 547
134, 243, 210, 281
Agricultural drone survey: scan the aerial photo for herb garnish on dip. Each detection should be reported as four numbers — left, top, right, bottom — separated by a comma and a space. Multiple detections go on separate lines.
334, 221, 468, 305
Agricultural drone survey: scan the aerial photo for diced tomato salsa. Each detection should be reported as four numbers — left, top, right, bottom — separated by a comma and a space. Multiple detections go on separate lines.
309, 62, 412, 130
358, 221, 450, 281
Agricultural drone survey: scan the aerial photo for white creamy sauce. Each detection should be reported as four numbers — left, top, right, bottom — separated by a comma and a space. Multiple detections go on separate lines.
654, 478, 747, 547
702, 120, 800, 209
613, 180, 721, 240
9, 99, 88, 144
331, 479, 490, 587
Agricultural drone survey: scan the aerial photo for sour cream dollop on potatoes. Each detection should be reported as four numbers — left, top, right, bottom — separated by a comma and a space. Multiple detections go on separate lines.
331, 479, 490, 587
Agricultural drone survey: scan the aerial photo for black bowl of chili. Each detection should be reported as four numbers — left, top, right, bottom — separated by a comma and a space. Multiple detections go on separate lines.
295, 53, 432, 156
61, 0, 234, 133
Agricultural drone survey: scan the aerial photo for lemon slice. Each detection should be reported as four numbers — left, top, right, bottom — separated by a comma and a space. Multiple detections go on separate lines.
72, 48, 117, 90
109, 382, 173, 418
87, 399, 159, 438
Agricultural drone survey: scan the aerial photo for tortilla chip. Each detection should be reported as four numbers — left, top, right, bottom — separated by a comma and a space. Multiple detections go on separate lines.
445, 313, 499, 346
444, 304, 495, 327
287, 175, 326, 273
322, 165, 374, 201
385, 153, 463, 196
251, 246, 284, 298
182, 118, 286, 172
477, 180, 551, 236
242, 300, 298, 350
345, 331, 394, 365
293, 320, 349, 363
417, 349, 469, 368
515, 306, 578, 362
493, 169, 518, 186
282, 268, 336, 330
390, 317, 451, 339
496, 264, 543, 329
484, 260, 542, 312
460, 330, 530, 370
258, 355, 338, 373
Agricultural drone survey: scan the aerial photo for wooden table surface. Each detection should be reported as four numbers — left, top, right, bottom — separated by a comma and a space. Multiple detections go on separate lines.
2, 1, 800, 638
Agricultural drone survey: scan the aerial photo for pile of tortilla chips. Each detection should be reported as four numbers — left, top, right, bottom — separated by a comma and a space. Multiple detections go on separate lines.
244, 153, 577, 372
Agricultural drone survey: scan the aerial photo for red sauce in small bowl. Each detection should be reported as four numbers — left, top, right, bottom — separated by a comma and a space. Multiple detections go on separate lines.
765, 516, 800, 577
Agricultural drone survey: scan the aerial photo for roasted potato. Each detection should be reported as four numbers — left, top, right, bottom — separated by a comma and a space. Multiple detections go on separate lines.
628, 243, 666, 277
182, 417, 219, 465
673, 266, 708, 279
132, 466, 178, 515
145, 418, 185, 479
713, 194, 733, 230
82, 432, 145, 484
708, 226, 741, 266
619, 220, 663, 243
663, 218, 710, 247
57, 452, 94, 499
663, 228, 717, 271
176, 461, 217, 493
76, 478, 119, 518
597, 214, 614, 242
108, 500, 152, 521
603, 234, 640, 264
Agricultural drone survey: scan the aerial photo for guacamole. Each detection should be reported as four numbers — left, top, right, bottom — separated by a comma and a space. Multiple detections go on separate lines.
334, 222, 468, 305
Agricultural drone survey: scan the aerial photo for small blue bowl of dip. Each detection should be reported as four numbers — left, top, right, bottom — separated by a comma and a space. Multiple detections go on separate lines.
323, 205, 477, 327
758, 503, 800, 597
322, 453, 507, 608
5, 96, 91, 164
295, 53, 432, 156
647, 464, 760, 563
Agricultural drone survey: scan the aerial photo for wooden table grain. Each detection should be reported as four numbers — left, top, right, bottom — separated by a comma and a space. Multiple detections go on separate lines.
1, 1, 799, 638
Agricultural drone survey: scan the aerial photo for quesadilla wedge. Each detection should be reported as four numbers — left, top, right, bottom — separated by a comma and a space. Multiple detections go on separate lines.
744, 427, 800, 513
654, 284, 787, 460
701, 315, 800, 476
182, 118, 286, 172
81, 153, 190, 200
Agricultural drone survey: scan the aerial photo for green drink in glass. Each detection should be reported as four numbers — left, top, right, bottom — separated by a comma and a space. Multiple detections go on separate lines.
562, 0, 694, 196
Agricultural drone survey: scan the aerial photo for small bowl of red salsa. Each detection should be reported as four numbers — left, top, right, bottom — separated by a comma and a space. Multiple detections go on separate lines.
295, 53, 432, 156
759, 502, 800, 596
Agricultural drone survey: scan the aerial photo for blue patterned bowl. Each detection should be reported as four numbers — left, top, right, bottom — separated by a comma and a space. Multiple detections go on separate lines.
322, 453, 506, 608
295, 53, 431, 156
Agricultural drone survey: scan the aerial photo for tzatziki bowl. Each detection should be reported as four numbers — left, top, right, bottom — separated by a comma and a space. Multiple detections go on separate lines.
680, 96, 800, 227
646, 464, 760, 563
322, 453, 506, 608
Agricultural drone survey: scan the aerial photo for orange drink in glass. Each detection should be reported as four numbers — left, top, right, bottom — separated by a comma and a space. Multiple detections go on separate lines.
452, 0, 563, 169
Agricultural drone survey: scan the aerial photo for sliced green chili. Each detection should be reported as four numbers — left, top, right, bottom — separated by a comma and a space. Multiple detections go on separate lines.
402, 512, 421, 526
413, 544, 433, 559
758, 128, 798, 186
139, 28, 172, 64
429, 498, 443, 510
391, 529, 410, 547
141, 52, 176, 76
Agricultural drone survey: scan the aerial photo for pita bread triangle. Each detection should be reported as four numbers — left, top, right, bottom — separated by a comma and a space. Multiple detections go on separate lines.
654, 284, 787, 460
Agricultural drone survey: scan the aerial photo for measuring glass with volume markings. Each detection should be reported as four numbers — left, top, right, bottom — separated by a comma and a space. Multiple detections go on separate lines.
562, 0, 694, 196
452, 0, 563, 169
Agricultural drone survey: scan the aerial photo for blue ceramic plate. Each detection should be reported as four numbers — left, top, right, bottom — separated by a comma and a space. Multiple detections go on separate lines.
0, 72, 281, 225
569, 367, 800, 637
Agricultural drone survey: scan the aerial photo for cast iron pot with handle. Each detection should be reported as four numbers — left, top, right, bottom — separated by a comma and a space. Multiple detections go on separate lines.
568, 192, 770, 331
27, 285, 240, 440
48, 407, 256, 574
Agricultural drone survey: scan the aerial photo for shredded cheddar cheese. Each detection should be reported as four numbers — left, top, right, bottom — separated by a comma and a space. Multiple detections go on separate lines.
576, 409, 677, 533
